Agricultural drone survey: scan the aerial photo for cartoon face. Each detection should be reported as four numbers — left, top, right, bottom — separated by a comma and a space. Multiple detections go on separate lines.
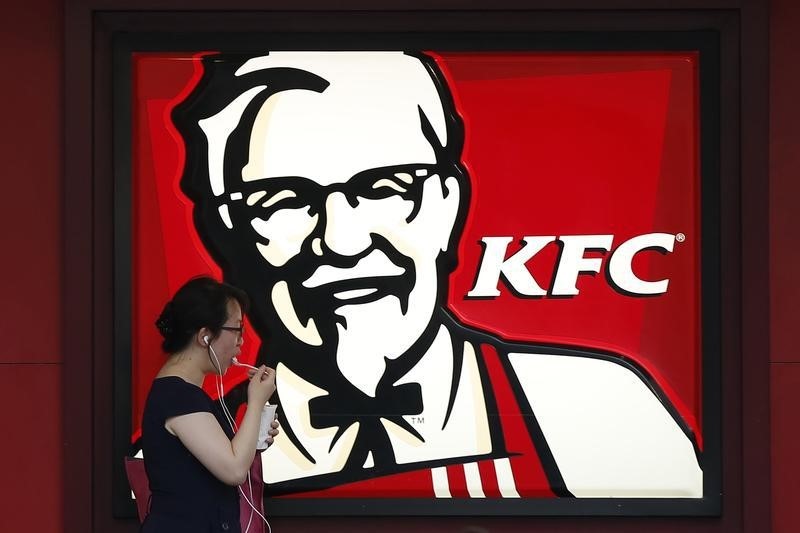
183, 52, 467, 394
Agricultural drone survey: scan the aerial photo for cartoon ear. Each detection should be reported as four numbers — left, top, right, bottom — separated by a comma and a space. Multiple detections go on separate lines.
439, 175, 463, 252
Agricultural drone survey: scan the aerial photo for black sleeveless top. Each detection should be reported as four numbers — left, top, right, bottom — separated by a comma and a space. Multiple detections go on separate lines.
141, 376, 240, 533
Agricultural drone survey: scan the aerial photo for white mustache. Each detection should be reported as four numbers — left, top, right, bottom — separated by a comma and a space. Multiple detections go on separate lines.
302, 249, 405, 288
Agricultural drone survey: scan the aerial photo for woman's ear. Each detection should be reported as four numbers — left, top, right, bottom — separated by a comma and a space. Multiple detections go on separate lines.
197, 328, 212, 346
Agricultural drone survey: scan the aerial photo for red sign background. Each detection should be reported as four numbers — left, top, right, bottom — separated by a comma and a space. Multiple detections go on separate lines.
130, 51, 701, 447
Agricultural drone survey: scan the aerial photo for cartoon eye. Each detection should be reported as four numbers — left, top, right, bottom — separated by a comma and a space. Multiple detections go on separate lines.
244, 189, 308, 218
371, 178, 408, 194
394, 172, 415, 184
260, 190, 298, 209
246, 191, 268, 206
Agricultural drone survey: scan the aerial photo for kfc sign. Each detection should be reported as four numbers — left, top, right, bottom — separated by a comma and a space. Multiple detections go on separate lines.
126, 49, 707, 507
469, 232, 681, 297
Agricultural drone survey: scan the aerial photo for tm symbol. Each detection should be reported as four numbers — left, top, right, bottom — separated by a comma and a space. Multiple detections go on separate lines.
410, 416, 425, 424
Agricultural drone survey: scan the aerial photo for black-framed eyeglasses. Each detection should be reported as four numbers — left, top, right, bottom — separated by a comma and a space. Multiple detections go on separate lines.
224, 163, 451, 222
220, 325, 244, 337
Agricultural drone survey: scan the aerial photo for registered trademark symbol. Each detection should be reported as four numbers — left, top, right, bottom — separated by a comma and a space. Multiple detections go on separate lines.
675, 233, 686, 243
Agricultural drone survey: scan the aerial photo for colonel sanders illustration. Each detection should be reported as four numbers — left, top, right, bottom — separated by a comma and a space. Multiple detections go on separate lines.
172, 51, 702, 498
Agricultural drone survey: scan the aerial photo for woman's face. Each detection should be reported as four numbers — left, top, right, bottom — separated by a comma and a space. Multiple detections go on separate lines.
208, 299, 244, 374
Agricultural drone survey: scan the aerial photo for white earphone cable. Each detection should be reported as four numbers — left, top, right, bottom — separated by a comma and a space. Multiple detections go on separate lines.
207, 340, 271, 533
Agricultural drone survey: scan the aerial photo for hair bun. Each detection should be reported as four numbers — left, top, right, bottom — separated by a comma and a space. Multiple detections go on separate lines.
155, 302, 175, 337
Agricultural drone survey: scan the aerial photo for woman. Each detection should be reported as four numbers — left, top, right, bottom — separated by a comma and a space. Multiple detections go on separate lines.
141, 276, 278, 533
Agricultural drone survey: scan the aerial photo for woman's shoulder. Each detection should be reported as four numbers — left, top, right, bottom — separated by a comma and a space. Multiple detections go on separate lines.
146, 376, 213, 416
151, 375, 202, 389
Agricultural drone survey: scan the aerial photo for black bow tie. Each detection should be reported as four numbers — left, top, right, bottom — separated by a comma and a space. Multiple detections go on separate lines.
308, 381, 424, 469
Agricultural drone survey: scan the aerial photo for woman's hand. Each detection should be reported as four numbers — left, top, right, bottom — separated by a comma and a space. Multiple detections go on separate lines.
246, 365, 276, 406
265, 417, 280, 447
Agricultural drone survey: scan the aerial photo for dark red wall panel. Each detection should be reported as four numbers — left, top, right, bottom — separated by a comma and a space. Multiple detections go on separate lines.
771, 365, 800, 533
770, 0, 800, 364
0, 0, 62, 362
0, 366, 62, 532
770, 1, 800, 532
0, 0, 63, 531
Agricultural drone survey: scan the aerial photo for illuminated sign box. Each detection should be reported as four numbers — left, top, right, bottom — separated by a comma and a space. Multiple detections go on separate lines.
113, 31, 720, 516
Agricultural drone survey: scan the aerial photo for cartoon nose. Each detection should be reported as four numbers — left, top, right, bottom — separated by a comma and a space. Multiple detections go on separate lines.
321, 191, 373, 256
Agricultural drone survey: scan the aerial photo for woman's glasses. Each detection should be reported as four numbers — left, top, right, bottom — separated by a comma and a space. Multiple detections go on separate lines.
220, 325, 244, 338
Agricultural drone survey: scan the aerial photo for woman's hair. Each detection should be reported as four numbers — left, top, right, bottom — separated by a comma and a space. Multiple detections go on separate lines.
155, 276, 250, 353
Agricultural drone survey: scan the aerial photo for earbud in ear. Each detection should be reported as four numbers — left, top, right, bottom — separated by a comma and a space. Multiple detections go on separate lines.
203, 335, 210, 345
